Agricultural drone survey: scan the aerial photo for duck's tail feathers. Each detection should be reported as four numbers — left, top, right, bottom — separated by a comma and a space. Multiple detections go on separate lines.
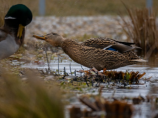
131, 45, 142, 50
130, 59, 148, 62
124, 46, 141, 52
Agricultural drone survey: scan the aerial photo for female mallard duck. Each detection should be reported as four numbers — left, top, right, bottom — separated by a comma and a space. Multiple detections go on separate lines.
0, 4, 32, 59
33, 33, 146, 70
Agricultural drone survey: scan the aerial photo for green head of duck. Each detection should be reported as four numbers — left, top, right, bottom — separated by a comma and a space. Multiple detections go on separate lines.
33, 32, 65, 47
5, 4, 32, 26
5, 4, 32, 38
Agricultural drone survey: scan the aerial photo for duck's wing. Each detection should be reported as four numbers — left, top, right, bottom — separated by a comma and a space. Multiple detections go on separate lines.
81, 37, 116, 48
81, 37, 141, 53
105, 43, 141, 53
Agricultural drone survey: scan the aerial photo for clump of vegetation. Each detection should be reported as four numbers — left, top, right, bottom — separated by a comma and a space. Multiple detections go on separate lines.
121, 6, 158, 66
59, 68, 148, 90
0, 68, 64, 118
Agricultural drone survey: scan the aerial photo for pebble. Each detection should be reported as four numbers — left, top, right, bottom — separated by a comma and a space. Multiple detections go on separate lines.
44, 76, 55, 81
26, 15, 128, 41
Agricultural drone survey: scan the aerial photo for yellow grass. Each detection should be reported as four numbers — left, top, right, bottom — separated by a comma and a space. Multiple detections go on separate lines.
1, 0, 158, 16
120, 4, 158, 66
0, 68, 64, 118
0, 0, 158, 25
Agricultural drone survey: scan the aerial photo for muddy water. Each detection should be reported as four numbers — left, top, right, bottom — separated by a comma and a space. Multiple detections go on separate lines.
22, 60, 158, 118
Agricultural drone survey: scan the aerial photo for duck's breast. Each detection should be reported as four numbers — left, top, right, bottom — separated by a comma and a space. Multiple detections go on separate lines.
0, 34, 19, 59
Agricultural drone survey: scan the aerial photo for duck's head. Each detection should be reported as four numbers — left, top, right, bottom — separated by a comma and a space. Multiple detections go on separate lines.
4, 4, 32, 39
33, 32, 65, 47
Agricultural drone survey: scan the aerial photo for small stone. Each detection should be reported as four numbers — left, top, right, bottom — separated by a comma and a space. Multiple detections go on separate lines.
21, 78, 27, 81
44, 76, 55, 81
37, 54, 43, 58
38, 49, 43, 53
47, 51, 52, 54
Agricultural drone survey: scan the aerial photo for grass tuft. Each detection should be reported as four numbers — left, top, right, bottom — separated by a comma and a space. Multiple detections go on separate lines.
121, 5, 158, 66
0, 68, 64, 118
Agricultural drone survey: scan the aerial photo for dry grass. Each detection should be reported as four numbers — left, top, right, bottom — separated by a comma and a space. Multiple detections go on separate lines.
1, 0, 158, 16
0, 0, 158, 25
121, 5, 158, 66
0, 68, 64, 118
0, 0, 9, 27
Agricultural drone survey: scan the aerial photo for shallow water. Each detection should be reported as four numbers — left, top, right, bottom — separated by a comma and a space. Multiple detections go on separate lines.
22, 59, 158, 118
21, 59, 158, 76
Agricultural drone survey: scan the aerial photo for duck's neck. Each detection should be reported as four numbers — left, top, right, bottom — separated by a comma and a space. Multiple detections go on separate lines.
3, 22, 25, 46
61, 39, 79, 51
61, 39, 81, 62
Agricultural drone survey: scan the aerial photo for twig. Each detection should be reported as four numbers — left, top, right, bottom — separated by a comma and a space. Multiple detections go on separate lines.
74, 70, 76, 76
69, 63, 72, 75
44, 47, 51, 73
83, 76, 89, 87
79, 96, 99, 111
81, 65, 84, 70
58, 55, 59, 74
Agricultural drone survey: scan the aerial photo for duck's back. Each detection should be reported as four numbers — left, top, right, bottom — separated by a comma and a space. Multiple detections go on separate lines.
81, 37, 116, 49
81, 37, 138, 53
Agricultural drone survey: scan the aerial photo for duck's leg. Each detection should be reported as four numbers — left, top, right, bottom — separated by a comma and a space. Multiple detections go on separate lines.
91, 67, 105, 87
91, 67, 104, 76
103, 68, 106, 73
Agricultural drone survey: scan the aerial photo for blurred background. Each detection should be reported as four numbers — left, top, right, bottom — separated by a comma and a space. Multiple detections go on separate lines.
0, 1, 158, 118
1, 0, 157, 16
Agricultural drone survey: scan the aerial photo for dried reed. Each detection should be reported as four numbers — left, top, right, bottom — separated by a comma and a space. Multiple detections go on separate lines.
121, 5, 158, 66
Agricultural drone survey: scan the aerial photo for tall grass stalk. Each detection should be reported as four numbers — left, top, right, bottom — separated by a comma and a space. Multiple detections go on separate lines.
121, 6, 158, 66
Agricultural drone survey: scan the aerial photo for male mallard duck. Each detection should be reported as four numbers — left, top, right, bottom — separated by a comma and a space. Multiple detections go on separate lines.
33, 33, 146, 70
0, 4, 32, 59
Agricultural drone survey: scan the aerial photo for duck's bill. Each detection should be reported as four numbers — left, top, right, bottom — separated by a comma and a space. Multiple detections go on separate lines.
33, 35, 46, 40
17, 24, 24, 38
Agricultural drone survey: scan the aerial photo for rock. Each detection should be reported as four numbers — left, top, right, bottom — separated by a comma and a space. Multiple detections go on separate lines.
46, 51, 52, 54
21, 77, 27, 81
44, 76, 55, 81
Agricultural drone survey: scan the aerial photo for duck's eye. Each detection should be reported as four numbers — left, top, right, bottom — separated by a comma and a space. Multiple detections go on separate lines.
52, 33, 59, 36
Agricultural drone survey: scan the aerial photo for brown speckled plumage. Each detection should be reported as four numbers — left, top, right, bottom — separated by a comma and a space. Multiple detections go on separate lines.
33, 33, 146, 70
62, 39, 138, 70
81, 37, 117, 48
81, 37, 140, 53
